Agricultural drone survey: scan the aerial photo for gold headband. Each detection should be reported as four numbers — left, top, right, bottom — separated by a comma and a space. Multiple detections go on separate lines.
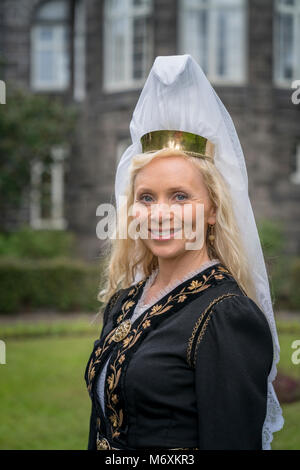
140, 130, 215, 162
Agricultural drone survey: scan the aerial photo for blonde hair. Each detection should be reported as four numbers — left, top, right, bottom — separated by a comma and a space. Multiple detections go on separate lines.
97, 148, 258, 313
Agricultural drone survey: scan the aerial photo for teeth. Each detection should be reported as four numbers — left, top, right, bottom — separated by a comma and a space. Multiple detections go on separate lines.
151, 232, 170, 236
150, 228, 181, 236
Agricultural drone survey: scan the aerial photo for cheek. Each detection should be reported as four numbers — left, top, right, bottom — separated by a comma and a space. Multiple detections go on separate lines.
131, 203, 149, 224
180, 204, 199, 224
181, 202, 207, 230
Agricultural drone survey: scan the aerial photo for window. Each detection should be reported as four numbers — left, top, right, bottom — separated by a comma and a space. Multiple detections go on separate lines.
274, 0, 300, 86
290, 144, 300, 184
30, 146, 68, 229
104, 0, 153, 91
31, 0, 70, 91
74, 0, 86, 100
178, 0, 247, 84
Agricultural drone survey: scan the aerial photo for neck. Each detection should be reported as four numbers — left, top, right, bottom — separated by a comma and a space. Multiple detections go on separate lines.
154, 250, 212, 290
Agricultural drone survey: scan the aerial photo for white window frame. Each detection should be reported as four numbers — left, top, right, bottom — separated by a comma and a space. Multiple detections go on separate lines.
30, 1, 70, 92
74, 0, 86, 101
30, 146, 68, 230
103, 0, 153, 92
178, 0, 248, 86
290, 143, 300, 184
273, 0, 300, 88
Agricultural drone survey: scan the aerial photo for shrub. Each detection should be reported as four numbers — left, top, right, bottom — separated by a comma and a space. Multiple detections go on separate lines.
0, 257, 102, 314
257, 218, 296, 309
0, 227, 75, 259
290, 258, 300, 310
258, 218, 285, 260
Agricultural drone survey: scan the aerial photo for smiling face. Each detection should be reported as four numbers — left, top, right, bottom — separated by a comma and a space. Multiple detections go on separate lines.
132, 155, 216, 260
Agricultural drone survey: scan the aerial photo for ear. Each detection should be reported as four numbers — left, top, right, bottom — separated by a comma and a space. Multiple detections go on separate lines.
207, 205, 217, 225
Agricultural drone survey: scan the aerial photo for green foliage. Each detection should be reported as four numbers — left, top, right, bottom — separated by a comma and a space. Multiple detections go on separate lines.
0, 257, 102, 313
0, 319, 99, 340
0, 85, 77, 211
0, 226, 76, 259
271, 401, 300, 450
290, 258, 300, 310
276, 320, 300, 336
257, 218, 296, 309
257, 218, 285, 260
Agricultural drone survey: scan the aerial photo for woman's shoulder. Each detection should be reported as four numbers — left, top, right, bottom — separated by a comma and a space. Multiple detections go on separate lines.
208, 292, 272, 335
187, 290, 274, 370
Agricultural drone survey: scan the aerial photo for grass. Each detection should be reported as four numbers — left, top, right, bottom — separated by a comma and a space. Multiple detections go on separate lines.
277, 332, 300, 380
0, 334, 98, 450
272, 401, 300, 450
0, 318, 99, 340
0, 321, 299, 449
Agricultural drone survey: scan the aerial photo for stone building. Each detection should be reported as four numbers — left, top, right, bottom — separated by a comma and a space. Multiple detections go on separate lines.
0, 0, 299, 260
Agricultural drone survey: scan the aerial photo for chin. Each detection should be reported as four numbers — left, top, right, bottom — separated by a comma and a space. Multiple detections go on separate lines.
146, 241, 186, 259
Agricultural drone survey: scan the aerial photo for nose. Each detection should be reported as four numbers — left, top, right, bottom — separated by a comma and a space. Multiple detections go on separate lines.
150, 203, 173, 229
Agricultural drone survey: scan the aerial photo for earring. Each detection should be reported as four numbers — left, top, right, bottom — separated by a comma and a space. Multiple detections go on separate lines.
208, 224, 215, 245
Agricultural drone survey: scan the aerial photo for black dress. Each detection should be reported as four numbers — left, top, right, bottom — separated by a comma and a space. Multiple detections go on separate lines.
84, 262, 273, 450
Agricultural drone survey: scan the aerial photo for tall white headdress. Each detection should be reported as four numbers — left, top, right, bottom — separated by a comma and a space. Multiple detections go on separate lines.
115, 55, 284, 449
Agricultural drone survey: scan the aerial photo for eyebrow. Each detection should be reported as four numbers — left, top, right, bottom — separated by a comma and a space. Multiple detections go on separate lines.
135, 186, 190, 193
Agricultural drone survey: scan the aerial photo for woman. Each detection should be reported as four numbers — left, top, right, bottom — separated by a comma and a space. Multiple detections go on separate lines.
84, 55, 284, 450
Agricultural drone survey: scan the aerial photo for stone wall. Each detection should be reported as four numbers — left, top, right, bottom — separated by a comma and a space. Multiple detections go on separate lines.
0, 0, 299, 258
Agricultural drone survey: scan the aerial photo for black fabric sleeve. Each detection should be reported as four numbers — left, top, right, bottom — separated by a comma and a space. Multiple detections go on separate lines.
87, 402, 97, 450
194, 294, 274, 450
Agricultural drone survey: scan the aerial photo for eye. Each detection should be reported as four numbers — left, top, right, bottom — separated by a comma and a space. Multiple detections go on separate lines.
138, 194, 154, 203
174, 192, 188, 201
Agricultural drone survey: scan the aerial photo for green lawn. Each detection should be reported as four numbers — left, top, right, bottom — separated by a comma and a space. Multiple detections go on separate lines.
271, 401, 300, 450
0, 328, 299, 449
0, 334, 96, 450
276, 331, 300, 380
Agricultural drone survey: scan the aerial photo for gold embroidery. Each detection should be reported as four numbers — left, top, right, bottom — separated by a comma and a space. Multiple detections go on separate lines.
103, 267, 230, 439
124, 300, 135, 311
118, 354, 125, 364
109, 290, 123, 313
116, 281, 144, 325
188, 279, 204, 289
111, 394, 118, 404
111, 319, 132, 342
142, 319, 151, 329
122, 336, 133, 348
96, 436, 111, 450
186, 293, 239, 368
87, 264, 233, 441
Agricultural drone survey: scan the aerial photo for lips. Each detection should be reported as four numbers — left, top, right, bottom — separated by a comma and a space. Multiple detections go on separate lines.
149, 227, 182, 239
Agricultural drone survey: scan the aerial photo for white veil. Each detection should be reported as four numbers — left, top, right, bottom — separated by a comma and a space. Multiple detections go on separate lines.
114, 54, 284, 449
